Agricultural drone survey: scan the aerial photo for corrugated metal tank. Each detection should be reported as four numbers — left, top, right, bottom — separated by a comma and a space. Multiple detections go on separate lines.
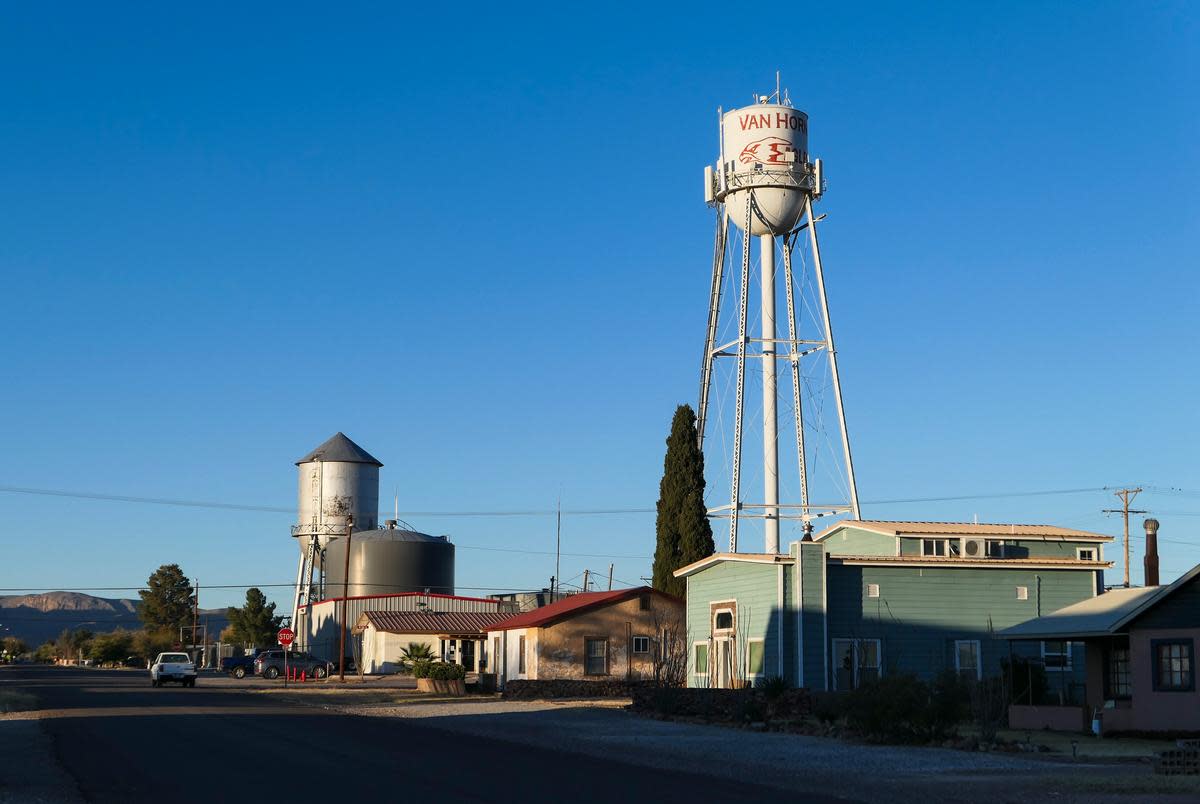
295, 433, 381, 554
324, 527, 455, 598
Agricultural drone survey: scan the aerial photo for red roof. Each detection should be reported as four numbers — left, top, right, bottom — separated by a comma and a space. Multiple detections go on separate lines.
483, 586, 680, 631
354, 610, 511, 636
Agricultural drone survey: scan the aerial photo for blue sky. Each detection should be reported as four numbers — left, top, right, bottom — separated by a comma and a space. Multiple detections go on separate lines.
1, 3, 1196, 610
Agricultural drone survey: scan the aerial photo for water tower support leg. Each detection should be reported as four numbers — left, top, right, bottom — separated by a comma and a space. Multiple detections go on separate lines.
761, 234, 779, 554
782, 239, 810, 518
697, 210, 728, 450
805, 195, 861, 518
728, 197, 754, 553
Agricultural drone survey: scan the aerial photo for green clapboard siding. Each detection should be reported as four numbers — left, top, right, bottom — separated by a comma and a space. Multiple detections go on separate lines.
686, 560, 785, 686
820, 526, 898, 556
899, 537, 1106, 560
826, 564, 1099, 683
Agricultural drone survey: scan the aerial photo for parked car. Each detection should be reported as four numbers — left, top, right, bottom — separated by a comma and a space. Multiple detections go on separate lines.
221, 651, 261, 679
253, 649, 331, 679
150, 652, 197, 687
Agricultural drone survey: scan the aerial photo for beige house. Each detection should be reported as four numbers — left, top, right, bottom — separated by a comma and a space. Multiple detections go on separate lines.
484, 586, 684, 687
352, 610, 512, 674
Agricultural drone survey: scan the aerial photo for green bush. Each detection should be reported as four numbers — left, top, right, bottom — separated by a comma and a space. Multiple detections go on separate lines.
413, 660, 466, 681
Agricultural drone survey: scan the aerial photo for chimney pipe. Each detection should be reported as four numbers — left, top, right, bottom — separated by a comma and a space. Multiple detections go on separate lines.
1142, 518, 1160, 587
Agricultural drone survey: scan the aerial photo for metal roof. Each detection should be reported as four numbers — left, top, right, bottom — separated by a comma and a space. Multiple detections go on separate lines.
673, 552, 795, 579
353, 610, 511, 636
1001, 564, 1200, 640
831, 555, 1112, 569
816, 520, 1112, 541
350, 528, 449, 544
484, 587, 681, 631
295, 432, 383, 466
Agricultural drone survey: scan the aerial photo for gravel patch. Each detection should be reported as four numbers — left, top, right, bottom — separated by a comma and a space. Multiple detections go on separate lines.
329, 700, 1176, 803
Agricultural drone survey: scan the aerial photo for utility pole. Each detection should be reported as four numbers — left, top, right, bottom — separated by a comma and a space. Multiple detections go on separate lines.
582, 569, 590, 593
339, 514, 354, 681
607, 563, 614, 591
554, 497, 561, 599
1103, 488, 1146, 588
192, 580, 199, 664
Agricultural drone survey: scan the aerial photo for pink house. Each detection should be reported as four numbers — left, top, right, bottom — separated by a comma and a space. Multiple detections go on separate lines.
1002, 564, 1199, 735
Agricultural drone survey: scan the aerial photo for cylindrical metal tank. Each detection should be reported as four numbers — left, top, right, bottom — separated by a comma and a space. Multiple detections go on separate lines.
294, 432, 381, 554
718, 102, 810, 236
324, 527, 455, 598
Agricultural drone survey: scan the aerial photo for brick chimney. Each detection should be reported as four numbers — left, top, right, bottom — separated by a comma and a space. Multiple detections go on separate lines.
1143, 518, 1160, 587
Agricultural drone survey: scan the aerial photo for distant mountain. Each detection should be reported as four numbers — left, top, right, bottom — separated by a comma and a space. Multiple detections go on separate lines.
0, 592, 228, 646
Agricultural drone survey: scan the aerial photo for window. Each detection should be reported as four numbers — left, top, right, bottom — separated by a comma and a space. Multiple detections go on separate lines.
639, 594, 651, 611
832, 638, 882, 690
632, 636, 650, 654
585, 638, 608, 675
1016, 586, 1029, 601
714, 609, 734, 632
747, 639, 765, 678
694, 643, 709, 675
955, 640, 982, 680
493, 637, 500, 673
921, 539, 946, 557
1106, 645, 1131, 699
1076, 547, 1096, 562
866, 583, 880, 599
1041, 640, 1072, 671
1152, 640, 1194, 692
518, 635, 526, 674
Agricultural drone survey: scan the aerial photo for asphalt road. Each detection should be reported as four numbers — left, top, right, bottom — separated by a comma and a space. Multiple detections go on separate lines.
2, 666, 845, 803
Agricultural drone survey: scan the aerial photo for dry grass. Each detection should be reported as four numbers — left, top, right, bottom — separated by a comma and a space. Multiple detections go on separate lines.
994, 727, 1186, 759
0, 690, 38, 713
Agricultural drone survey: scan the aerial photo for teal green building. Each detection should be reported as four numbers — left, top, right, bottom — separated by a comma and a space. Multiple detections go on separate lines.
674, 520, 1110, 693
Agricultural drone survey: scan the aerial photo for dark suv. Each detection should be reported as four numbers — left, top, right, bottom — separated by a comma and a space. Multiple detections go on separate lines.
253, 649, 331, 679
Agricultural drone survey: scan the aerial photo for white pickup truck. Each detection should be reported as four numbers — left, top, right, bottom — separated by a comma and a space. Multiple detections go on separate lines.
150, 652, 197, 687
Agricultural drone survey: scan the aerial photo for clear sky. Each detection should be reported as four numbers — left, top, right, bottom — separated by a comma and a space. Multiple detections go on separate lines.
1, 3, 1196, 611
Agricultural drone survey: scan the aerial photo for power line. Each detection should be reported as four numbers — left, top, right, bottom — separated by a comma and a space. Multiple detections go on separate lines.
0, 482, 1166, 518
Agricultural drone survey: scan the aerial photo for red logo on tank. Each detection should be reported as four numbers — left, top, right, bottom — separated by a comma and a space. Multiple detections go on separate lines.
739, 137, 793, 165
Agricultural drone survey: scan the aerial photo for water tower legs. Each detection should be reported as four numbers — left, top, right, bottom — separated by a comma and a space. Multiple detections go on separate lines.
761, 234, 780, 554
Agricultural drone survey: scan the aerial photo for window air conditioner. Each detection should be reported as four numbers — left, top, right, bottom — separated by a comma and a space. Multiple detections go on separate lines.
960, 537, 987, 558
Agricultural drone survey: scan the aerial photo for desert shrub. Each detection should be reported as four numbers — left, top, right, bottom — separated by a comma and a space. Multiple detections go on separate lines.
738, 697, 766, 723
844, 674, 963, 743
969, 675, 1009, 742
929, 670, 971, 726
810, 691, 845, 725
758, 675, 790, 699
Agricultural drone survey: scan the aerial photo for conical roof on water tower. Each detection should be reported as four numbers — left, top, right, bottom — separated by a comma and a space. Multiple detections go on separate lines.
295, 432, 383, 467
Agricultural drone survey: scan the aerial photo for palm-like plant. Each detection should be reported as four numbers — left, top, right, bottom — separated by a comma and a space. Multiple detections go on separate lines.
398, 642, 434, 672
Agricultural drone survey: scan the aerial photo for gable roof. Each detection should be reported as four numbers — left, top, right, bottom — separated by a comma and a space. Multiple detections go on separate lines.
296, 432, 383, 466
483, 586, 680, 631
1001, 563, 1200, 640
816, 520, 1112, 542
353, 610, 511, 636
673, 552, 794, 579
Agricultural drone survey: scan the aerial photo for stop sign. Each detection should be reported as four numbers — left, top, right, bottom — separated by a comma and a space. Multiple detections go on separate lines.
277, 627, 295, 646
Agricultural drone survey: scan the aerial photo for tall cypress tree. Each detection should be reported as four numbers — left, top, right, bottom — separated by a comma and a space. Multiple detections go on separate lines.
652, 404, 715, 598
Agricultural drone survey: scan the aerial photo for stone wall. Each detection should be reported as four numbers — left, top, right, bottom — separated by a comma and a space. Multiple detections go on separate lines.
501, 679, 647, 699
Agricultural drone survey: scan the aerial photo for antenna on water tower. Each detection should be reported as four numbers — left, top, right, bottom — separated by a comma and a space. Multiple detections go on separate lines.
697, 76, 860, 555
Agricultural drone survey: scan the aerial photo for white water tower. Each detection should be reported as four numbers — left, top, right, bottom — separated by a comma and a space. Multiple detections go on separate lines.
698, 82, 859, 554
